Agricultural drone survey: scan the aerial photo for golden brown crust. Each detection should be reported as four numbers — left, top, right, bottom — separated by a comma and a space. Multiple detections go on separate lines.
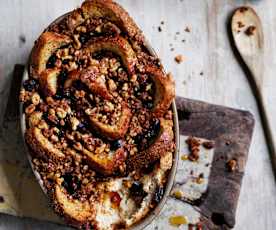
67, 8, 86, 32
89, 102, 131, 140
145, 66, 175, 117
53, 185, 94, 224
81, 0, 144, 43
25, 127, 65, 160
84, 36, 137, 75
39, 68, 60, 97
126, 118, 174, 172
83, 147, 127, 175
30, 32, 71, 78
64, 69, 113, 100
80, 68, 113, 100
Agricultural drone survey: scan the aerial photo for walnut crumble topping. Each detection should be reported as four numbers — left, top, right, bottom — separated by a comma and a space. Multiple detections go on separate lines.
20, 1, 176, 229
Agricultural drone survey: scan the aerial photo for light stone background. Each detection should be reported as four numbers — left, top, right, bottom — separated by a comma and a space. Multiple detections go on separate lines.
0, 0, 276, 229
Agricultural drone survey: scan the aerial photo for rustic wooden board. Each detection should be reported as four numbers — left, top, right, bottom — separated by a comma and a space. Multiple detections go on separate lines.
176, 97, 254, 229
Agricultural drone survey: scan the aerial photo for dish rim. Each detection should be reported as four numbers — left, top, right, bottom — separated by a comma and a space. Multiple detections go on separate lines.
19, 11, 180, 230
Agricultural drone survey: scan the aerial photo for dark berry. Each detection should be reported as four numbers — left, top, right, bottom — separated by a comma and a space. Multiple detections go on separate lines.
77, 121, 89, 133
79, 33, 90, 44
76, 59, 85, 67
135, 119, 160, 150
57, 129, 65, 139
62, 59, 70, 65
53, 92, 63, 100
46, 54, 57, 68
150, 119, 160, 137
63, 90, 76, 102
110, 139, 123, 150
58, 70, 68, 86
62, 173, 81, 195
23, 79, 39, 92
153, 186, 164, 204
73, 80, 86, 90
144, 101, 154, 109
130, 181, 147, 197
143, 162, 156, 174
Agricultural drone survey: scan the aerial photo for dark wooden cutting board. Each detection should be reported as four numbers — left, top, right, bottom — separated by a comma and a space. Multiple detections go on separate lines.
175, 97, 254, 229
2, 65, 254, 229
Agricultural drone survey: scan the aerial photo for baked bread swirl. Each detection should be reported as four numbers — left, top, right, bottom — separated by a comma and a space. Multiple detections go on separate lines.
20, 0, 176, 229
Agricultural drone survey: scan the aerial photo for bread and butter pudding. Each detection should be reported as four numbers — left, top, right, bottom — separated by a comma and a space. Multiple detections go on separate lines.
20, 0, 176, 229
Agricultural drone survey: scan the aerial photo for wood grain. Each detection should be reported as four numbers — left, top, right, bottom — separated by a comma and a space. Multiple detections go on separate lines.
0, 0, 276, 229
231, 6, 276, 178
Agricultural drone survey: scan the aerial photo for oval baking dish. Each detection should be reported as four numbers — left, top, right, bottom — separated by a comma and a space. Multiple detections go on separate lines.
19, 1, 179, 229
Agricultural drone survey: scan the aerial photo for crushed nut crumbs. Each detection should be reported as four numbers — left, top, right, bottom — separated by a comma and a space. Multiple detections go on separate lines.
227, 159, 237, 172
174, 54, 184, 64
245, 26, 256, 36
186, 137, 201, 161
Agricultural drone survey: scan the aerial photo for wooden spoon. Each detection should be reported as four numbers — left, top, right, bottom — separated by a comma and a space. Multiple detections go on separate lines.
231, 7, 276, 177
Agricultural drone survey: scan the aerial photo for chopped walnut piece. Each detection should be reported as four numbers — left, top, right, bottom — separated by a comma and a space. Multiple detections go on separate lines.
202, 141, 214, 149
25, 104, 36, 114
184, 26, 191, 32
186, 137, 200, 161
56, 108, 67, 119
31, 93, 40, 105
237, 21, 245, 28
227, 159, 237, 172
239, 7, 248, 13
245, 26, 256, 36
174, 55, 184, 64
70, 117, 80, 131
108, 79, 117, 91
195, 173, 204, 184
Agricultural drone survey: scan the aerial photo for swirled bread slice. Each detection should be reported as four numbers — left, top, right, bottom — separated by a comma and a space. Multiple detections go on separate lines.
39, 68, 60, 97
64, 69, 131, 140
30, 32, 71, 77
81, 0, 144, 43
79, 68, 113, 100
146, 66, 175, 117
64, 69, 112, 100
53, 185, 94, 226
84, 36, 137, 75
25, 127, 65, 160
88, 102, 131, 140
83, 147, 127, 175
127, 118, 174, 172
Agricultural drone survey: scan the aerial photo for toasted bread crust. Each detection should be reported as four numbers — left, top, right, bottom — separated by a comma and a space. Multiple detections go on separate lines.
84, 36, 137, 75
81, 0, 144, 43
30, 32, 71, 77
83, 147, 127, 175
146, 66, 175, 117
39, 68, 60, 96
53, 185, 94, 226
25, 127, 65, 160
80, 68, 113, 100
127, 118, 174, 172
89, 102, 131, 140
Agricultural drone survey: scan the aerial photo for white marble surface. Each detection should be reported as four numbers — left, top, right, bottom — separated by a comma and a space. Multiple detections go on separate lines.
0, 0, 276, 229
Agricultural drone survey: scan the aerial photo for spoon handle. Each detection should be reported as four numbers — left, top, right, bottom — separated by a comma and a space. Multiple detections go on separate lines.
246, 57, 276, 176
231, 6, 276, 177
253, 79, 276, 176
